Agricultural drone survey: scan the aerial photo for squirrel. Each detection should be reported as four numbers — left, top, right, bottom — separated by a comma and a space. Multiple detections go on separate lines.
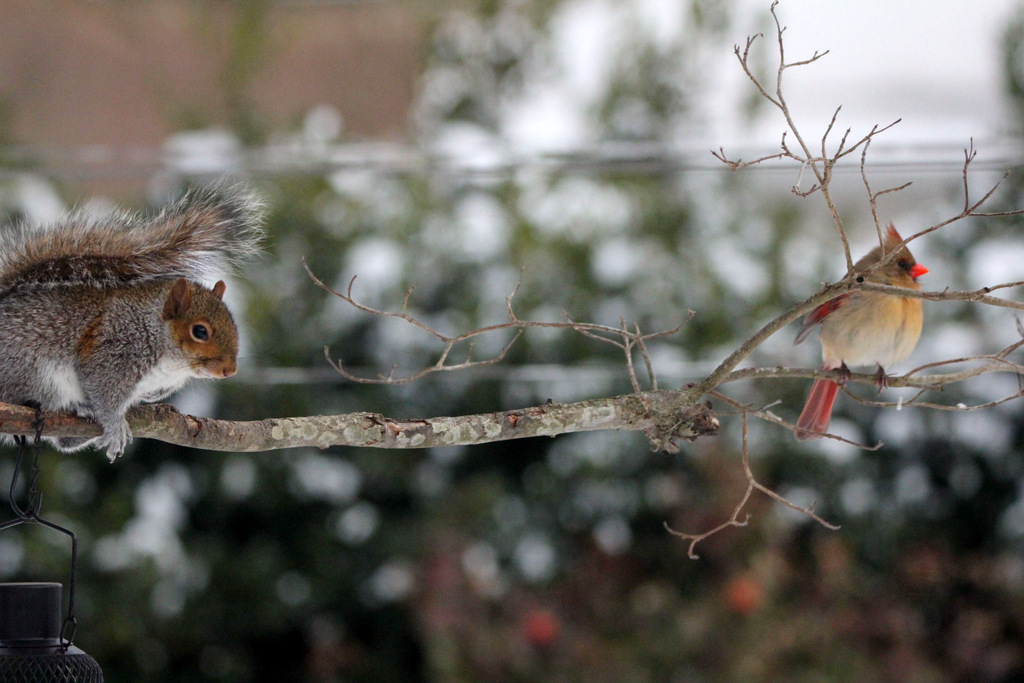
0, 185, 264, 461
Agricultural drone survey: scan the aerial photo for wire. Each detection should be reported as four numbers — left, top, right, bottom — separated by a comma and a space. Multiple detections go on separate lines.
0, 138, 1019, 183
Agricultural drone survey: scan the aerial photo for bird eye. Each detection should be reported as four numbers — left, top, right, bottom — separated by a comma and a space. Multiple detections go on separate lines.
897, 259, 909, 271
191, 324, 210, 341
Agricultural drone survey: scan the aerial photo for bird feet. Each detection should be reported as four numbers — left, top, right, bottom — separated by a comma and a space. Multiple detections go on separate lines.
834, 363, 853, 387
874, 365, 889, 394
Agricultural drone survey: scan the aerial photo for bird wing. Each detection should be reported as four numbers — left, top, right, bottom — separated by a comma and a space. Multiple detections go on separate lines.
793, 293, 850, 346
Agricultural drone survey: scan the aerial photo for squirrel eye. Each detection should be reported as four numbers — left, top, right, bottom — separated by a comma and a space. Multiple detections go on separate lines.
191, 324, 210, 341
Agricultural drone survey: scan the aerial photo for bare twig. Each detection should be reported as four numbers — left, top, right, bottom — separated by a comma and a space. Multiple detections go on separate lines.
665, 412, 839, 559
860, 136, 912, 239
709, 390, 881, 449
303, 259, 692, 390
858, 282, 1024, 311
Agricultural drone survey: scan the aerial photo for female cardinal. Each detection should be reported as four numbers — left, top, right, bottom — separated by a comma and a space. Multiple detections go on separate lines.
794, 224, 928, 440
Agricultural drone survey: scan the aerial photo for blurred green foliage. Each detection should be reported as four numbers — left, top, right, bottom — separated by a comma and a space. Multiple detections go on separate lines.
2, 2, 1024, 682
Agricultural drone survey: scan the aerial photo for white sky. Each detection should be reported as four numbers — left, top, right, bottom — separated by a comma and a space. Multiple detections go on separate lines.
711, 0, 1022, 148
499, 0, 1024, 162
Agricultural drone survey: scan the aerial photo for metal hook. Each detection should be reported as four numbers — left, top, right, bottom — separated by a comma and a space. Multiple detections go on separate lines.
0, 413, 80, 651
7, 436, 38, 521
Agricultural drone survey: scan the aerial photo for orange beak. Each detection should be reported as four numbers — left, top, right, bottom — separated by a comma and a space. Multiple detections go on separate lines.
910, 263, 928, 279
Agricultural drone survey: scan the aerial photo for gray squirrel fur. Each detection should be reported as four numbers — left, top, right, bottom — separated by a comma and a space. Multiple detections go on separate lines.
0, 185, 264, 460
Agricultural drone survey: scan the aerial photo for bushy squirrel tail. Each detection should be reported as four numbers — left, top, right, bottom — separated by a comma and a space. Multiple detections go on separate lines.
0, 184, 264, 295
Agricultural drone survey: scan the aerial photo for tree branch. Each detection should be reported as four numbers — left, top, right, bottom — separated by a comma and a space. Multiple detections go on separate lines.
0, 391, 720, 455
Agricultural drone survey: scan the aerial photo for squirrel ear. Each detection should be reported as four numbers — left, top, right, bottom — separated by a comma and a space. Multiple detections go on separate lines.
212, 280, 227, 300
163, 278, 192, 320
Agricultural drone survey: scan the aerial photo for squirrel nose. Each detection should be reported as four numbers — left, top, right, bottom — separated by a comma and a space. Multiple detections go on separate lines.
215, 361, 237, 378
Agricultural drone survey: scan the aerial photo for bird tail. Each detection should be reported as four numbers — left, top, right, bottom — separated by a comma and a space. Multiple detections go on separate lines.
795, 377, 840, 441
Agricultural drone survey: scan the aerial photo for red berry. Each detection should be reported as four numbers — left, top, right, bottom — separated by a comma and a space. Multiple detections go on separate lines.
523, 609, 560, 647
723, 576, 764, 614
